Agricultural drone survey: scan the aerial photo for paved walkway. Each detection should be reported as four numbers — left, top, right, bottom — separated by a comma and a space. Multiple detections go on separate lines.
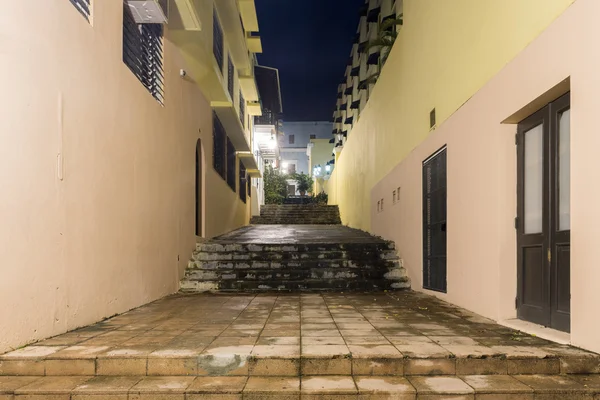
1, 292, 599, 398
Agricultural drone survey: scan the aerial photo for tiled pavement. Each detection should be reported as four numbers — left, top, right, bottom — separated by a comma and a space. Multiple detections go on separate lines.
1, 291, 599, 399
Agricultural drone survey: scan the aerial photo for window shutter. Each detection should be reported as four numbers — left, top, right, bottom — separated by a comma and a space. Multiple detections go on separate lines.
69, 0, 91, 21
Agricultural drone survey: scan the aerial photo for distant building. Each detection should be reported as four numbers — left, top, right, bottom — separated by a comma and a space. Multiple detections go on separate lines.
279, 121, 331, 175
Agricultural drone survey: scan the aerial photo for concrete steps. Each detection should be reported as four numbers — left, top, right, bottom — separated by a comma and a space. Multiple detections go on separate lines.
180, 241, 410, 293
0, 374, 599, 399
1, 293, 600, 398
251, 205, 342, 225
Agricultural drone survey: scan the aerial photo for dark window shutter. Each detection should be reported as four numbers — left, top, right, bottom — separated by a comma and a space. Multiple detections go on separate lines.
123, 5, 164, 104
70, 0, 91, 21
213, 113, 227, 179
213, 10, 224, 73
239, 91, 246, 127
228, 56, 235, 99
227, 138, 237, 192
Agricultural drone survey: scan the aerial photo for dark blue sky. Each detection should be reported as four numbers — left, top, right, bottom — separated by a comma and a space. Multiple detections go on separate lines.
255, 0, 364, 122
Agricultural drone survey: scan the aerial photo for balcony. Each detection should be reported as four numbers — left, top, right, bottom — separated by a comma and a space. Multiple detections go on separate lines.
246, 32, 263, 53
367, 7, 381, 23
238, 0, 259, 31
170, 0, 201, 30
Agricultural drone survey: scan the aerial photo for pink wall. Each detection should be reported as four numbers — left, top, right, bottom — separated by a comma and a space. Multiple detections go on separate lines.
0, 1, 248, 353
371, 0, 600, 353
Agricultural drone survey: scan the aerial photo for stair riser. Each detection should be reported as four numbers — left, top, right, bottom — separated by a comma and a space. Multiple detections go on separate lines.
191, 251, 399, 262
183, 267, 408, 282
196, 243, 396, 252
188, 259, 401, 270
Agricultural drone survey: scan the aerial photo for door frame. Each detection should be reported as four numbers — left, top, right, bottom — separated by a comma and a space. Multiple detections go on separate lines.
195, 138, 205, 237
516, 92, 571, 332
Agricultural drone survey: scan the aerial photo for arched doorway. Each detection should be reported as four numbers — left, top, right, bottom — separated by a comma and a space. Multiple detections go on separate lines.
195, 139, 203, 237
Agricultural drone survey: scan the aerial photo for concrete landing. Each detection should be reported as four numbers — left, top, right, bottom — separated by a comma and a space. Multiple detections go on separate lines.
214, 225, 388, 244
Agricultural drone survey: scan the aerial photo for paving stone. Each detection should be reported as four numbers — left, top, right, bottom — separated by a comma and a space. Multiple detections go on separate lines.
355, 376, 416, 399
513, 374, 592, 398
14, 376, 91, 398
456, 358, 508, 375
301, 376, 357, 399
72, 376, 142, 397
409, 376, 474, 397
507, 358, 561, 375
243, 377, 300, 399
404, 359, 456, 376
0, 376, 41, 395
462, 375, 534, 398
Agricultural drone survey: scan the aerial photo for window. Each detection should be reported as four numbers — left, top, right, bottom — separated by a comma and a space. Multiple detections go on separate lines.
69, 0, 91, 21
213, 9, 224, 73
213, 113, 226, 179
227, 56, 235, 99
123, 5, 164, 104
289, 135, 295, 145
393, 190, 397, 204
247, 177, 252, 197
239, 163, 247, 203
227, 138, 236, 192
239, 91, 245, 128
310, 134, 316, 140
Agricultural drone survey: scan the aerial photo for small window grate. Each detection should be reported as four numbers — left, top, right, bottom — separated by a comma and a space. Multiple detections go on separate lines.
227, 138, 237, 192
430, 108, 436, 128
248, 176, 252, 197
70, 0, 91, 21
213, 9, 224, 73
123, 5, 164, 104
239, 91, 246, 128
239, 164, 247, 203
227, 56, 235, 99
213, 113, 226, 179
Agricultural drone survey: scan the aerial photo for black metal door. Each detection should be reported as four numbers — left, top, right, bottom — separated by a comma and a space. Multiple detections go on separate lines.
195, 139, 203, 237
423, 147, 447, 293
517, 93, 570, 332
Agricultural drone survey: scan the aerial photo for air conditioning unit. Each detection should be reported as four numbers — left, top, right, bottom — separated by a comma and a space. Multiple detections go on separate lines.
126, 0, 169, 24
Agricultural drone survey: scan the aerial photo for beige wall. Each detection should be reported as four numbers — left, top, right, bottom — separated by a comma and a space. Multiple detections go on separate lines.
0, 1, 248, 353
335, 0, 574, 231
371, 0, 600, 353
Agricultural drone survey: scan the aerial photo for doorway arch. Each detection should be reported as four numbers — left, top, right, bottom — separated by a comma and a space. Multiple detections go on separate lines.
195, 139, 204, 237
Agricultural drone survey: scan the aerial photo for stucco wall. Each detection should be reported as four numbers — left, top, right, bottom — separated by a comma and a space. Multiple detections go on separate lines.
371, 0, 600, 353
0, 1, 248, 353
335, 0, 575, 231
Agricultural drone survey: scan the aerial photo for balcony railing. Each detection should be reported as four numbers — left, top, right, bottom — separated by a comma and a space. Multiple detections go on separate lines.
255, 110, 278, 126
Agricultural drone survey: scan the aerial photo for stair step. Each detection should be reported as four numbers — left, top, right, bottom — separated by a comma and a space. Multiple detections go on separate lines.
196, 242, 396, 252
1, 374, 598, 398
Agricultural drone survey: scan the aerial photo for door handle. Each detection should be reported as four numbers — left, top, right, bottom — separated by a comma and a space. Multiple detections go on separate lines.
547, 248, 552, 263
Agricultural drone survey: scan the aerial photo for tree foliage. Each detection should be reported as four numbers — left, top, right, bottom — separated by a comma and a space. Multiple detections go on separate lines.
366, 15, 404, 84
264, 164, 288, 204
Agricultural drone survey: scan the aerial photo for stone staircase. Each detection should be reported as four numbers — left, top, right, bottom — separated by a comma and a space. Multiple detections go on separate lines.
180, 239, 410, 293
250, 204, 342, 225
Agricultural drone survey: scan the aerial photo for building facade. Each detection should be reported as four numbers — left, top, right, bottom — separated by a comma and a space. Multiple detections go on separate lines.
0, 0, 266, 353
329, 0, 600, 354
279, 121, 331, 175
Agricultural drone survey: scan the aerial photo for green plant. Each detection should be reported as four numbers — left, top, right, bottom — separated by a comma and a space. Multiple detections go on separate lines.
293, 172, 314, 195
366, 15, 404, 84
313, 191, 328, 205
264, 164, 288, 204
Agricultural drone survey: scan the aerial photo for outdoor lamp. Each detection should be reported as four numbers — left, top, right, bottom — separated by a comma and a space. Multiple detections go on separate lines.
325, 164, 331, 173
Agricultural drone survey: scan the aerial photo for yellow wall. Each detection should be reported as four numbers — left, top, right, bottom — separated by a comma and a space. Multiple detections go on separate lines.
0, 1, 248, 353
335, 0, 575, 230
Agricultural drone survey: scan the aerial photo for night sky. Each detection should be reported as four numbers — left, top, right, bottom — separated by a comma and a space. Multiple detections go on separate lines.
255, 0, 365, 122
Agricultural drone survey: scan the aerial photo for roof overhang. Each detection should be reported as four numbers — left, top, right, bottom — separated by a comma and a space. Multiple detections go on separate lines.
247, 101, 262, 116
238, 0, 259, 32
239, 75, 259, 102
170, 0, 202, 30
237, 152, 261, 177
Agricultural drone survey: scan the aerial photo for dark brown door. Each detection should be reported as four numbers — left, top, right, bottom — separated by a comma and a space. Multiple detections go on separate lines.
423, 147, 447, 293
195, 139, 203, 237
516, 93, 570, 332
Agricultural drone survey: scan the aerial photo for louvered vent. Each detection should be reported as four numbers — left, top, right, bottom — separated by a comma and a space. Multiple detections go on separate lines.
123, 5, 164, 104
69, 0, 91, 21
